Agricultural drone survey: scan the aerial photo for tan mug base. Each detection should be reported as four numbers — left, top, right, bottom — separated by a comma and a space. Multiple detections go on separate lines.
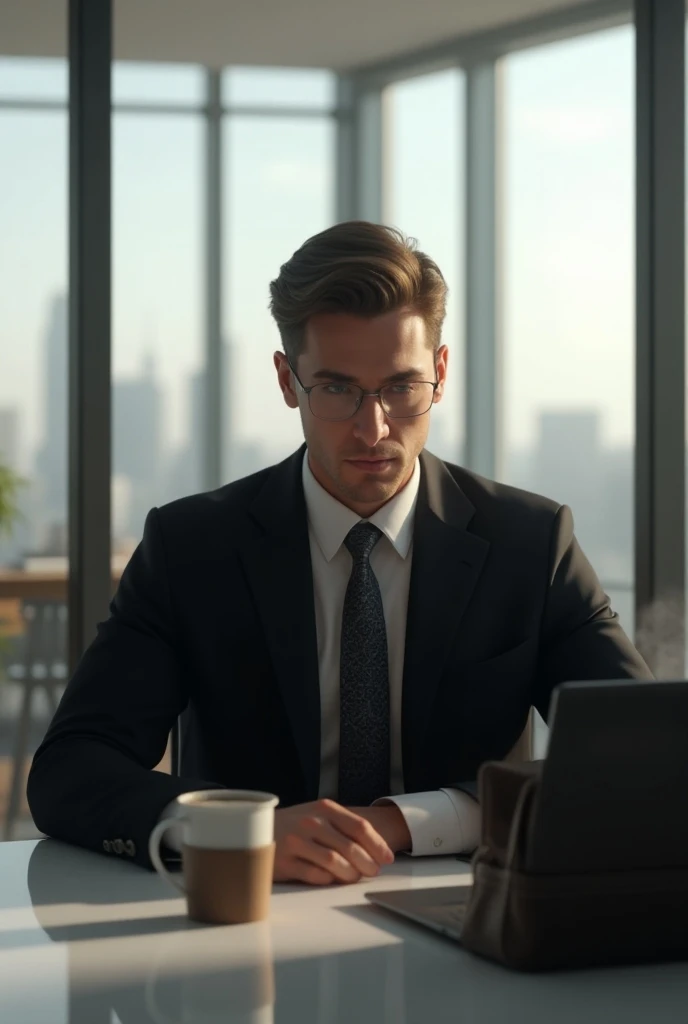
183, 842, 275, 925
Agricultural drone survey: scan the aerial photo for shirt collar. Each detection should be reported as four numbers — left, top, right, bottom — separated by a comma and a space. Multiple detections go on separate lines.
302, 450, 420, 563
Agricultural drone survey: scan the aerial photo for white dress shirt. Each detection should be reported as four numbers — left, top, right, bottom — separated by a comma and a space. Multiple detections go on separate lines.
302, 451, 480, 856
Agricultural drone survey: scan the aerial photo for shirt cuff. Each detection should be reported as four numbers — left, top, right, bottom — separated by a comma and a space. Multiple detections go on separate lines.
373, 789, 481, 857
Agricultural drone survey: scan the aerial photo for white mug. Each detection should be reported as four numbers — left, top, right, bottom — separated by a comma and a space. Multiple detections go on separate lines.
149, 789, 279, 925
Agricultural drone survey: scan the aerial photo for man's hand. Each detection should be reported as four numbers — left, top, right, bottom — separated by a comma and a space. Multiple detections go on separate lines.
349, 803, 412, 855
273, 799, 395, 886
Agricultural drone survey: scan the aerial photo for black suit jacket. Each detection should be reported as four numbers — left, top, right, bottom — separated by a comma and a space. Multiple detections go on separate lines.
27, 446, 652, 869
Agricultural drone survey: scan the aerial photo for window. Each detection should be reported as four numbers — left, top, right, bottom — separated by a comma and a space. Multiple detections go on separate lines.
0, 56, 67, 101
685, 13, 688, 676
499, 27, 635, 637
222, 114, 335, 480
112, 106, 203, 555
223, 67, 336, 110
383, 69, 466, 466
113, 61, 205, 106
0, 63, 68, 842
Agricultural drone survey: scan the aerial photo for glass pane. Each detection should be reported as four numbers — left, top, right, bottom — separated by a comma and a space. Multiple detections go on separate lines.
113, 61, 205, 106
686, 14, 688, 676
113, 112, 203, 585
224, 67, 336, 110
383, 69, 465, 466
0, 102, 68, 842
0, 57, 67, 101
605, 585, 635, 640
223, 116, 335, 480
500, 26, 635, 638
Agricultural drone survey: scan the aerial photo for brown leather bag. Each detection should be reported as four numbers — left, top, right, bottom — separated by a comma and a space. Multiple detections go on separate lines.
460, 759, 688, 971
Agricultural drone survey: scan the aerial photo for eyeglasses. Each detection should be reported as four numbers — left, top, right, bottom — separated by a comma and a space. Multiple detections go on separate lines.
289, 364, 439, 422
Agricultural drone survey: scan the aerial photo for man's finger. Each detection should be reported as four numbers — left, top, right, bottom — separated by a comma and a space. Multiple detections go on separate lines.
274, 853, 335, 886
292, 861, 336, 886
318, 801, 395, 864
302, 819, 380, 877
287, 832, 362, 884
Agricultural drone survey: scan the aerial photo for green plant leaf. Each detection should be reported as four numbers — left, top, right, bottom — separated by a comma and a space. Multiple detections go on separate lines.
0, 463, 25, 537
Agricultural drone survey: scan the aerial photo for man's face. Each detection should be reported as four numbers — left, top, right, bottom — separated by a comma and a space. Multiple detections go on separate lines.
274, 309, 448, 516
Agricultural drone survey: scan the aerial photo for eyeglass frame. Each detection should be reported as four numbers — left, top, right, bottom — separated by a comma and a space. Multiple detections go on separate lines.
287, 362, 440, 421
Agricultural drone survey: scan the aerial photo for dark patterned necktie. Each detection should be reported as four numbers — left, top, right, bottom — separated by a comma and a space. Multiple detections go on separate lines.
338, 521, 391, 807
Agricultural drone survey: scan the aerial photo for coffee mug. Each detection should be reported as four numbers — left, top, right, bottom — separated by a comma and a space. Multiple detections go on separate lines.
149, 789, 279, 925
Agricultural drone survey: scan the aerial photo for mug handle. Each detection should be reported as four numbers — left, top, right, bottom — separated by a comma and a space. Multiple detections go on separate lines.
148, 817, 187, 894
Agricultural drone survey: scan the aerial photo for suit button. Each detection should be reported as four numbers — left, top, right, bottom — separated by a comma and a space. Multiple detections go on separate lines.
114, 839, 125, 855
103, 840, 112, 853
124, 840, 136, 857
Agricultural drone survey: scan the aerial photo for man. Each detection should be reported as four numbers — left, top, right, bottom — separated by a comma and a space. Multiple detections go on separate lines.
28, 222, 652, 886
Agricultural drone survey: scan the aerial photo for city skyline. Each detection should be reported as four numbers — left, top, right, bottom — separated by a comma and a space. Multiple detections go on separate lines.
0, 287, 635, 575
4, 291, 292, 554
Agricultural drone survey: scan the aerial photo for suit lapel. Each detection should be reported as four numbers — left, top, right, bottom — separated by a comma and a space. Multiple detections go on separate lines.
402, 451, 490, 789
240, 445, 321, 801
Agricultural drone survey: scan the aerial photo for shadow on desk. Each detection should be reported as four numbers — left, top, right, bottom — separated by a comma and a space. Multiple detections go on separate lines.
1, 837, 184, 955
10, 841, 189, 946
0, 839, 191, 950
2, 914, 191, 950
27, 838, 173, 905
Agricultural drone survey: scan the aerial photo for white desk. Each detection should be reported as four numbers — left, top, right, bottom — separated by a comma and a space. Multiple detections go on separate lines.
1, 839, 687, 1023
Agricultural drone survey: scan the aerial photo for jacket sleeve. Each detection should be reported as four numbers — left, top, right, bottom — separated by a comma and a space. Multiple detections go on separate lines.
27, 507, 223, 870
533, 504, 654, 719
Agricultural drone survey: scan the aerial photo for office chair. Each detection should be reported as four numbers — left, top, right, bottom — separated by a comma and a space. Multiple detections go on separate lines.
3, 600, 67, 839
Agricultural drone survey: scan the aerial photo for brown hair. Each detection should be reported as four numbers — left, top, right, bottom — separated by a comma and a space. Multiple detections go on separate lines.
269, 221, 448, 363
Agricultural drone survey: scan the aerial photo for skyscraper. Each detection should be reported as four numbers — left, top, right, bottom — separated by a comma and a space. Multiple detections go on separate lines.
0, 407, 19, 470
113, 353, 163, 542
34, 294, 68, 551
165, 339, 244, 498
532, 410, 627, 582
163, 367, 204, 503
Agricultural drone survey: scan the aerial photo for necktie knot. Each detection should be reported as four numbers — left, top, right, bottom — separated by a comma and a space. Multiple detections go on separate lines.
344, 522, 382, 562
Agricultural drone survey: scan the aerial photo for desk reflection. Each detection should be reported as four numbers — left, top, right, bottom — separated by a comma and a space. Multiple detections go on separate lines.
26, 840, 406, 1024
26, 839, 688, 1024
275, 944, 405, 1024
142, 926, 274, 1024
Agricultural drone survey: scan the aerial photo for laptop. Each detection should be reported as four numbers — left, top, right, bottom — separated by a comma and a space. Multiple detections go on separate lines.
365, 678, 688, 942
365, 881, 473, 941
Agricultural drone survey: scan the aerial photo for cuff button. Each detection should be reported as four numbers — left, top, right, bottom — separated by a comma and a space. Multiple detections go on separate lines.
433, 837, 443, 848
